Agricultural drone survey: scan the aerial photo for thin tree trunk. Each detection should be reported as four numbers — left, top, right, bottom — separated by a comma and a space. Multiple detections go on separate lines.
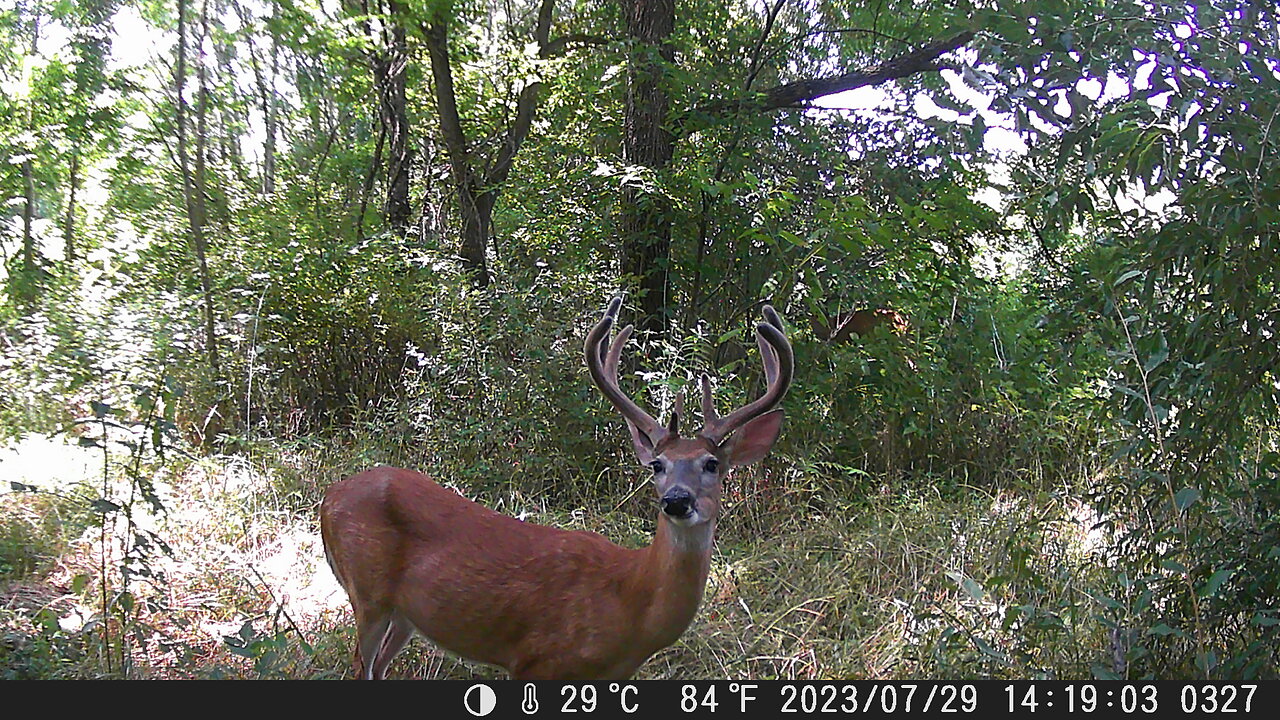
21, 157, 35, 275
382, 0, 412, 232
421, 0, 575, 288
620, 0, 675, 339
64, 152, 79, 262
241, 1, 277, 195
176, 0, 219, 374
265, 18, 278, 195
356, 118, 386, 240
423, 18, 490, 285
345, 0, 412, 234
214, 31, 243, 179
196, 0, 218, 372
21, 12, 39, 280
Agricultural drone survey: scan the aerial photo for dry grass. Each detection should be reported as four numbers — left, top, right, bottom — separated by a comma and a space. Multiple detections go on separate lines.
0, 435, 1115, 679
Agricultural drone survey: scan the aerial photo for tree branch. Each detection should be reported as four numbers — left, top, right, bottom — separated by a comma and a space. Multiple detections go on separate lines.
487, 82, 540, 187
679, 29, 975, 134
543, 33, 612, 57
535, 0, 554, 48
486, 0, 560, 187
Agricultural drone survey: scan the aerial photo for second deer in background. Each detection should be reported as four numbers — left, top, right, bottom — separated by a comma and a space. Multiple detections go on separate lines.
811, 308, 910, 345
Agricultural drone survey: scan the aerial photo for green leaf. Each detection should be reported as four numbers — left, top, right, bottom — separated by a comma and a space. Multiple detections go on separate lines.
1148, 623, 1183, 637
1173, 487, 1200, 511
1195, 651, 1219, 674
1113, 269, 1144, 287
90, 499, 121, 513
973, 635, 1010, 663
1143, 347, 1168, 373
945, 571, 987, 602
1093, 666, 1122, 680
1198, 568, 1235, 598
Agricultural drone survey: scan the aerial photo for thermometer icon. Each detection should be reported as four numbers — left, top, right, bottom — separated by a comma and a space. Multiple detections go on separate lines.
521, 683, 539, 714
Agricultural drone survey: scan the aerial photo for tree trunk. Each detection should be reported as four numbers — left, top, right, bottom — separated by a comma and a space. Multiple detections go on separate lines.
196, 1, 219, 371
421, 0, 576, 288
241, 0, 277, 195
177, 0, 220, 374
381, 0, 412, 232
261, 81, 277, 196
264, 14, 278, 195
619, 0, 675, 339
213, 36, 242, 175
356, 119, 386, 240
344, 0, 413, 234
21, 157, 35, 275
423, 18, 490, 285
64, 152, 79, 262
21, 12, 39, 282
458, 188, 493, 285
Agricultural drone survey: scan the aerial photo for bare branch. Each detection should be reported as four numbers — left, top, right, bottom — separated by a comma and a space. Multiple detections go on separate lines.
679, 29, 975, 134
543, 33, 613, 57
487, 81, 540, 187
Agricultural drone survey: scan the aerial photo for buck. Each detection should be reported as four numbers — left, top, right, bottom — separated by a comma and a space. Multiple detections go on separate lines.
320, 297, 793, 680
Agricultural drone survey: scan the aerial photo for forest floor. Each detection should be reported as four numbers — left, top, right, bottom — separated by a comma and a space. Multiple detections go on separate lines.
0, 433, 1113, 679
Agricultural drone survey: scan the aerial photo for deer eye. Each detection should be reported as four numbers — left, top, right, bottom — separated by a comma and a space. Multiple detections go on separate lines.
703, 458, 720, 474
649, 461, 664, 474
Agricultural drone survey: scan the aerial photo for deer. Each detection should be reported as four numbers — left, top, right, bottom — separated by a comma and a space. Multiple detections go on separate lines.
319, 297, 793, 680
811, 307, 910, 345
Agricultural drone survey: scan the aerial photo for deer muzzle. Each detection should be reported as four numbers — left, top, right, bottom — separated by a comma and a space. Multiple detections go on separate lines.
660, 487, 695, 519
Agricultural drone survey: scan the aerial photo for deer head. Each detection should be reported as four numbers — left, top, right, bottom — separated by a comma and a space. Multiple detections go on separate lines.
584, 297, 792, 534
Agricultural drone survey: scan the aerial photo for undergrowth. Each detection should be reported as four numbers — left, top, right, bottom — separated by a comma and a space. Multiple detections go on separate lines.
1, 430, 1123, 680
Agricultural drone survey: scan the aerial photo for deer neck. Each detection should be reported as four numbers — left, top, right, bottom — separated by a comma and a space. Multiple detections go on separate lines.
629, 516, 715, 649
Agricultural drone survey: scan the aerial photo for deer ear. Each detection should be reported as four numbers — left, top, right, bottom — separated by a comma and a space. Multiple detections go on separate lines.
721, 410, 783, 467
626, 419, 657, 465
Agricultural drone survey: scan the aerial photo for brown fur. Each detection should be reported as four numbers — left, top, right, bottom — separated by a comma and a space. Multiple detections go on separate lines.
813, 308, 910, 344
321, 466, 715, 680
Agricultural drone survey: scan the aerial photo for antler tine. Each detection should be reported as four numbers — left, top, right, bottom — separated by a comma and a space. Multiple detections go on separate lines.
591, 296, 622, 377
603, 323, 632, 380
757, 305, 784, 384
757, 330, 779, 386
584, 297, 665, 443
762, 304, 784, 332
702, 306, 793, 444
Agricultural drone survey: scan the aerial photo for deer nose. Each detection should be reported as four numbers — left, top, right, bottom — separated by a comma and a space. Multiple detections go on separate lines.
661, 488, 695, 518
